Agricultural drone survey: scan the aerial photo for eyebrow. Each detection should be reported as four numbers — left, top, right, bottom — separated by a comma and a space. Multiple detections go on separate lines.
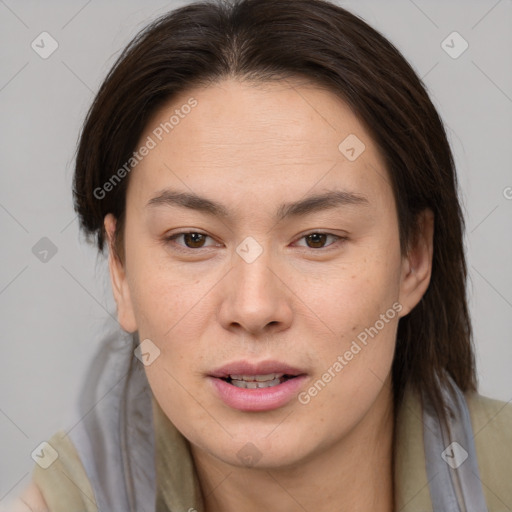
146, 188, 369, 221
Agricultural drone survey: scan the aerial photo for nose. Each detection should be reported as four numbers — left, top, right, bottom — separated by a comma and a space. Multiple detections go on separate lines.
217, 245, 293, 337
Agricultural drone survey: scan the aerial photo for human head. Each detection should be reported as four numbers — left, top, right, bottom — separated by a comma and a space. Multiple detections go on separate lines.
73, 0, 476, 461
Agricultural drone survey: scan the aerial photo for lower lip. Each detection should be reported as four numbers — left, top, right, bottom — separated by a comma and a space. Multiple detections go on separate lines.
209, 375, 308, 412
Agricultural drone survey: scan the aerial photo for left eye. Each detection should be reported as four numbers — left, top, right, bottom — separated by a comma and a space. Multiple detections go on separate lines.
294, 232, 342, 249
165, 231, 343, 251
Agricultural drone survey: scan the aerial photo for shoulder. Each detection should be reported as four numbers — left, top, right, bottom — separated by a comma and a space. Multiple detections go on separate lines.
466, 390, 512, 423
16, 430, 98, 512
466, 391, 512, 445
465, 391, 512, 510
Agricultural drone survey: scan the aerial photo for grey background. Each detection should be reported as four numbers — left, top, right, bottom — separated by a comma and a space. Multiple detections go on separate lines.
1, 0, 511, 502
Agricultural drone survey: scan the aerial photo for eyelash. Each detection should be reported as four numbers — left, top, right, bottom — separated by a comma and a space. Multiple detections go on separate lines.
163, 231, 347, 253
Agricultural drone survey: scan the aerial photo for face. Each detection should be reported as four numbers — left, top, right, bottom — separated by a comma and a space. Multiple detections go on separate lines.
105, 78, 433, 469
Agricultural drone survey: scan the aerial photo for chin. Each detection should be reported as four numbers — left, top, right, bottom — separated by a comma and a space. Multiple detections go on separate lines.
201, 426, 317, 470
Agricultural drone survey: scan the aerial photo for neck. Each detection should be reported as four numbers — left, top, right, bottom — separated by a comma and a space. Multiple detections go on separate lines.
191, 383, 395, 512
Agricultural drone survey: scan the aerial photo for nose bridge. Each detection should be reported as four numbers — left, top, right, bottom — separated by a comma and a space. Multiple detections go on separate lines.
219, 237, 292, 334
234, 240, 277, 308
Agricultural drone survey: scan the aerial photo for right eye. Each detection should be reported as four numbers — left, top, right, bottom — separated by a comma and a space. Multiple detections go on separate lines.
164, 231, 221, 251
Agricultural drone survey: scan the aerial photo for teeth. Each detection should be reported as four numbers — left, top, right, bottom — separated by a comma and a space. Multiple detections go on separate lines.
231, 377, 282, 389
229, 373, 284, 382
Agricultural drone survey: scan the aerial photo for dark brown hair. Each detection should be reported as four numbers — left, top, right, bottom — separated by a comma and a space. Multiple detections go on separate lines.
73, 0, 476, 422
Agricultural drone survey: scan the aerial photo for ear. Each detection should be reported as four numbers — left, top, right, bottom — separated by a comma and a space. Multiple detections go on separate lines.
104, 214, 138, 333
398, 209, 434, 318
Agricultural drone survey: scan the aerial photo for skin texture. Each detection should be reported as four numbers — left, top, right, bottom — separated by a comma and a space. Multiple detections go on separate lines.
104, 78, 434, 512
9, 482, 48, 511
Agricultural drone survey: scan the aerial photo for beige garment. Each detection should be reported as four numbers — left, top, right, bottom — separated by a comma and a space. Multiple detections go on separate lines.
29, 385, 512, 511
31, 431, 97, 512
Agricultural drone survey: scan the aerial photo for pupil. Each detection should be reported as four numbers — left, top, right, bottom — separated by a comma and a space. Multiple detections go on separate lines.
185, 233, 205, 248
307, 233, 326, 248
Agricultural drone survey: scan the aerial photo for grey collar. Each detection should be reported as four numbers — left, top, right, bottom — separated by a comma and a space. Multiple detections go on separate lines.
423, 374, 488, 511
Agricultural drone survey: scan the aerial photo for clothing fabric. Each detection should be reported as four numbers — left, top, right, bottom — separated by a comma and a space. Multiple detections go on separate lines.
31, 329, 512, 511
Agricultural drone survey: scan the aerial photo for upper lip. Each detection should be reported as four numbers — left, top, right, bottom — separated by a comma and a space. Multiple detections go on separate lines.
209, 360, 307, 378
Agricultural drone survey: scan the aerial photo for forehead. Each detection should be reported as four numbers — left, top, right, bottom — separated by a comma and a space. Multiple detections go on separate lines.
127, 78, 391, 210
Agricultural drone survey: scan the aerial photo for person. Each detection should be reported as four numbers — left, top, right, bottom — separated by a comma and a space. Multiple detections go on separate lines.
10, 0, 512, 510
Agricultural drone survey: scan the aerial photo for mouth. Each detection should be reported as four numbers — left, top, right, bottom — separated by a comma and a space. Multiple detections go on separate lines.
208, 361, 307, 411
222, 373, 298, 389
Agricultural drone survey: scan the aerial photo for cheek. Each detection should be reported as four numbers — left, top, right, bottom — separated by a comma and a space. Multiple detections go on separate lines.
308, 248, 402, 336
301, 294, 399, 440
145, 363, 220, 451
126, 242, 208, 334
301, 241, 401, 398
